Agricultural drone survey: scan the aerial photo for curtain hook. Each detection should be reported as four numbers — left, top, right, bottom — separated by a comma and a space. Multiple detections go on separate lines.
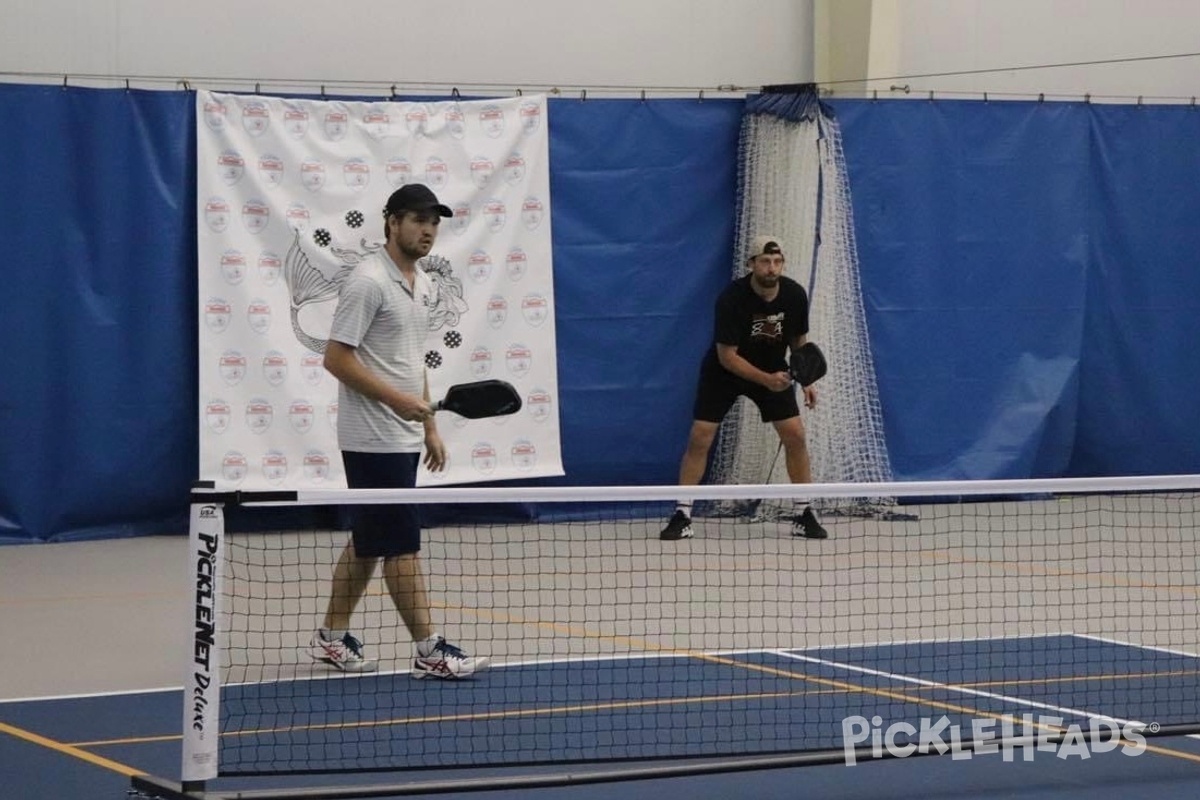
1084, 93, 1091, 104
62, 74, 69, 89
580, 89, 587, 101
320, 85, 327, 100
698, 89, 705, 102
983, 92, 988, 102
872, 89, 878, 101
451, 87, 461, 99
641, 89, 646, 102
1038, 93, 1045, 103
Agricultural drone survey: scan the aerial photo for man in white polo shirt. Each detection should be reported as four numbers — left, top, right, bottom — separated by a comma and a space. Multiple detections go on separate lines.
309, 183, 489, 679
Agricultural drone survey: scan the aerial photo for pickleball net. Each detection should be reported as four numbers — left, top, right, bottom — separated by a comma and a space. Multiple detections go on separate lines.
146, 474, 1200, 799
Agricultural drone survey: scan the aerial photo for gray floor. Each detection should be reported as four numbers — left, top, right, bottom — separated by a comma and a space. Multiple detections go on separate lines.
4, 496, 1199, 698
3, 497, 1199, 800
0, 535, 190, 700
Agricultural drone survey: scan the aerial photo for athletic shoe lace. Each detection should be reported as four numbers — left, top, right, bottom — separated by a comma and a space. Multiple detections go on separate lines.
434, 638, 468, 660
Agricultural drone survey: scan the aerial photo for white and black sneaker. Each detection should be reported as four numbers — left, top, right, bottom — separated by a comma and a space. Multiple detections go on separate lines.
413, 635, 490, 680
310, 631, 378, 672
660, 509, 694, 540
792, 506, 829, 540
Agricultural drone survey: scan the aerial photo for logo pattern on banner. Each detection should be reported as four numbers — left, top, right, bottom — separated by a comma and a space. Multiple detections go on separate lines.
196, 91, 562, 489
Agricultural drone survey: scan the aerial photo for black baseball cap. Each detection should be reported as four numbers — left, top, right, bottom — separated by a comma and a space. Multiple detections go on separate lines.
384, 183, 453, 218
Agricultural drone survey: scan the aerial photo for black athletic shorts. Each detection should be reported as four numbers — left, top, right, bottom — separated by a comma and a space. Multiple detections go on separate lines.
692, 358, 800, 423
342, 451, 421, 558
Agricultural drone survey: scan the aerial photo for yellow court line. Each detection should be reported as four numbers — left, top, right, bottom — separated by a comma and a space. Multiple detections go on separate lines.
443, 601, 1200, 763
1145, 742, 1200, 763
47, 595, 1200, 767
71, 660, 1200, 766
72, 687, 846, 746
60, 664, 1200, 767
922, 550, 1200, 595
0, 719, 145, 777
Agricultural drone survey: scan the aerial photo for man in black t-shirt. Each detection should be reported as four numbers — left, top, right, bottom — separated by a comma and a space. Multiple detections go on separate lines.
660, 235, 828, 541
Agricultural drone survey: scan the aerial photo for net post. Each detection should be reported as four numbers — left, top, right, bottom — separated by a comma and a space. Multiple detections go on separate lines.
180, 480, 226, 790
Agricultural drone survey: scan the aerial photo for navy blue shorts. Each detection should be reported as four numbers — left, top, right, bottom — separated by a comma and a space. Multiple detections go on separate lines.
342, 451, 421, 558
692, 358, 800, 423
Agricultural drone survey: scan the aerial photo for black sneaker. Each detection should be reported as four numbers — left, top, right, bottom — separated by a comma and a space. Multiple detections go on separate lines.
660, 509, 694, 540
793, 506, 828, 539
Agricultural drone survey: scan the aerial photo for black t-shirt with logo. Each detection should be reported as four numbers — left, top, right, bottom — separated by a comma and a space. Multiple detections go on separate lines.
703, 274, 810, 374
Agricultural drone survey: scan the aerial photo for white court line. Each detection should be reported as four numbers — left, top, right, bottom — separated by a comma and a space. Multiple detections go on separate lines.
0, 685, 180, 705
1067, 633, 1200, 742
1071, 632, 1200, 660
774, 646, 1150, 732
793, 631, 1074, 653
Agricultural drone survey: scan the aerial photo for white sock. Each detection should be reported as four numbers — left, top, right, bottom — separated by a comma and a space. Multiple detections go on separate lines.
676, 502, 693, 516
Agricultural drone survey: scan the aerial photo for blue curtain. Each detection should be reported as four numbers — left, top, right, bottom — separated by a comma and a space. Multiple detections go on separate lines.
3, 85, 1200, 542
0, 85, 197, 543
832, 98, 1200, 480
0, 87, 741, 542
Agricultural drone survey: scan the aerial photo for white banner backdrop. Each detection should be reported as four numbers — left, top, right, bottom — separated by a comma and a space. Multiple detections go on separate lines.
196, 91, 562, 490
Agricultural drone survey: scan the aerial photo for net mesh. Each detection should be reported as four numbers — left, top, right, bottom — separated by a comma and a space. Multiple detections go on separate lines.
708, 97, 894, 518
209, 478, 1200, 779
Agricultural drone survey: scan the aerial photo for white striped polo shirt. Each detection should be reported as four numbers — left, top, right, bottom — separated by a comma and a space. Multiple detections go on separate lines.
328, 249, 433, 452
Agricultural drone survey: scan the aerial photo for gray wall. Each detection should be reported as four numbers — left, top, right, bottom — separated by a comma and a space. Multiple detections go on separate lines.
836, 0, 1200, 101
0, 0, 814, 94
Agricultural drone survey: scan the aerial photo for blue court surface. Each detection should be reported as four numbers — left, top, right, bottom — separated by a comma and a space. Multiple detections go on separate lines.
4, 633, 1200, 799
